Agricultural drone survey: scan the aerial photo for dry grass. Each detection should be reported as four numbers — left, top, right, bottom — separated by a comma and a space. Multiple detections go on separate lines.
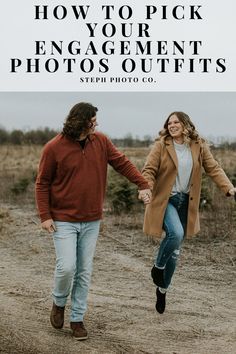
212, 147, 236, 171
0, 144, 235, 240
0, 145, 41, 203
0, 145, 41, 171
1, 144, 235, 174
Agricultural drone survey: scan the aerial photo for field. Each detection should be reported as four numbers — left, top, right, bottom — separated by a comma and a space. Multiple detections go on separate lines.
0, 145, 236, 354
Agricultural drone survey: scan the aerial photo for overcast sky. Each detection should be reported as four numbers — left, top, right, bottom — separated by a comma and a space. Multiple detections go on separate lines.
0, 92, 235, 141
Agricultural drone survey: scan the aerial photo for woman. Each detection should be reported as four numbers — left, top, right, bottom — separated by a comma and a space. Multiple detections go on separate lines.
140, 111, 235, 314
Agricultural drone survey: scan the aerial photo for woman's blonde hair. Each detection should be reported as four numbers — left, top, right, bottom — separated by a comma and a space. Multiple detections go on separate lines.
159, 111, 200, 144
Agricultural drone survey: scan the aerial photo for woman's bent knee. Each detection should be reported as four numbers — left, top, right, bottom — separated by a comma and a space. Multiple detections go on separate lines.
168, 231, 184, 250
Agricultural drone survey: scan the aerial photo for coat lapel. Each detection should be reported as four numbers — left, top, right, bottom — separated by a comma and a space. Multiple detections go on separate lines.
190, 140, 201, 171
165, 138, 201, 171
165, 138, 178, 168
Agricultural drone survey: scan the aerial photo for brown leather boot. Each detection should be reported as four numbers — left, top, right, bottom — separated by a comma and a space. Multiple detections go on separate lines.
70, 322, 88, 340
50, 302, 65, 329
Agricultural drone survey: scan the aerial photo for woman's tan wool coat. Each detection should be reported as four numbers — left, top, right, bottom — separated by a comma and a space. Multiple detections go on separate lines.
142, 137, 234, 239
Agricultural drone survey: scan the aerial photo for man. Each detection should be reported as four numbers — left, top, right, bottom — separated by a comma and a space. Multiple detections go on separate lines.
35, 102, 151, 340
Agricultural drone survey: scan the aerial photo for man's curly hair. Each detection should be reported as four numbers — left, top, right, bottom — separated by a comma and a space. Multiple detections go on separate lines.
62, 102, 98, 140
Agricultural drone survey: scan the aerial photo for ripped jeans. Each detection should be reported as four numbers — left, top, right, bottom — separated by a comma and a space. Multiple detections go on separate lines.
155, 192, 189, 289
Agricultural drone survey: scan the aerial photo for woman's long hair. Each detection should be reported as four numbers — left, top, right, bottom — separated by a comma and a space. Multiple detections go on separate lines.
62, 102, 98, 140
159, 111, 200, 144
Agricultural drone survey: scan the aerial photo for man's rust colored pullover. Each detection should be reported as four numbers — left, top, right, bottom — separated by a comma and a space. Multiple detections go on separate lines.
35, 132, 149, 222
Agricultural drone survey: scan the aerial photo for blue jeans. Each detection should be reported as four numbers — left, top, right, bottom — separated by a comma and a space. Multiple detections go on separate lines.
155, 192, 189, 288
52, 220, 100, 322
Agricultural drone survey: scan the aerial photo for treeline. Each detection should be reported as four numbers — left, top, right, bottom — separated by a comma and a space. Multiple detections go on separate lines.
0, 127, 58, 145
111, 133, 153, 147
0, 128, 153, 147
0, 127, 236, 149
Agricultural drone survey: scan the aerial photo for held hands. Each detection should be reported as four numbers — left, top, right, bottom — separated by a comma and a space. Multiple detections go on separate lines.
138, 189, 152, 205
41, 219, 56, 233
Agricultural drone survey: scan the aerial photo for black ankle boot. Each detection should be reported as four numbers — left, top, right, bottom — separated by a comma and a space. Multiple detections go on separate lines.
151, 266, 166, 288
155, 287, 166, 314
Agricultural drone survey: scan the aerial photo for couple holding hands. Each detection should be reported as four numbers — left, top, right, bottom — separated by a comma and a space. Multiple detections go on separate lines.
35, 102, 235, 340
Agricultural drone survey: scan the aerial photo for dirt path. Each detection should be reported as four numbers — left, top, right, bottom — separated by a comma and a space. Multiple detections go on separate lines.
0, 205, 235, 354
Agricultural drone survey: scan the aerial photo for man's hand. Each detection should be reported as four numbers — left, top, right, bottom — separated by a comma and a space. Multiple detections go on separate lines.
41, 219, 56, 233
138, 189, 152, 205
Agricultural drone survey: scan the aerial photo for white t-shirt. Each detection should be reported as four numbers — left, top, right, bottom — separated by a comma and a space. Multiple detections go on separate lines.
171, 141, 193, 194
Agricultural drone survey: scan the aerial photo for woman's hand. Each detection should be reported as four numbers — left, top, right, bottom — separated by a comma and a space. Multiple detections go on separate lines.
228, 187, 236, 196
138, 189, 152, 204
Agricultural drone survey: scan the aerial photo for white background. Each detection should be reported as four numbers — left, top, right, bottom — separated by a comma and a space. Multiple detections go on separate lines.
1, 0, 235, 91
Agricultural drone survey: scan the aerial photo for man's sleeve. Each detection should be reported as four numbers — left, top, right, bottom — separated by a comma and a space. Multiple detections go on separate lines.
106, 137, 149, 190
35, 144, 57, 222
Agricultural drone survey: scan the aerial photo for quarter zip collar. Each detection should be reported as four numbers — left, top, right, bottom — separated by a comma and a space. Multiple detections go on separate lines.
62, 132, 96, 144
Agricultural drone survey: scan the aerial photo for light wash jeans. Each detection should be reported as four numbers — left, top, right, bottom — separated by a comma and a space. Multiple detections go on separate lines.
52, 220, 100, 322
155, 192, 189, 288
